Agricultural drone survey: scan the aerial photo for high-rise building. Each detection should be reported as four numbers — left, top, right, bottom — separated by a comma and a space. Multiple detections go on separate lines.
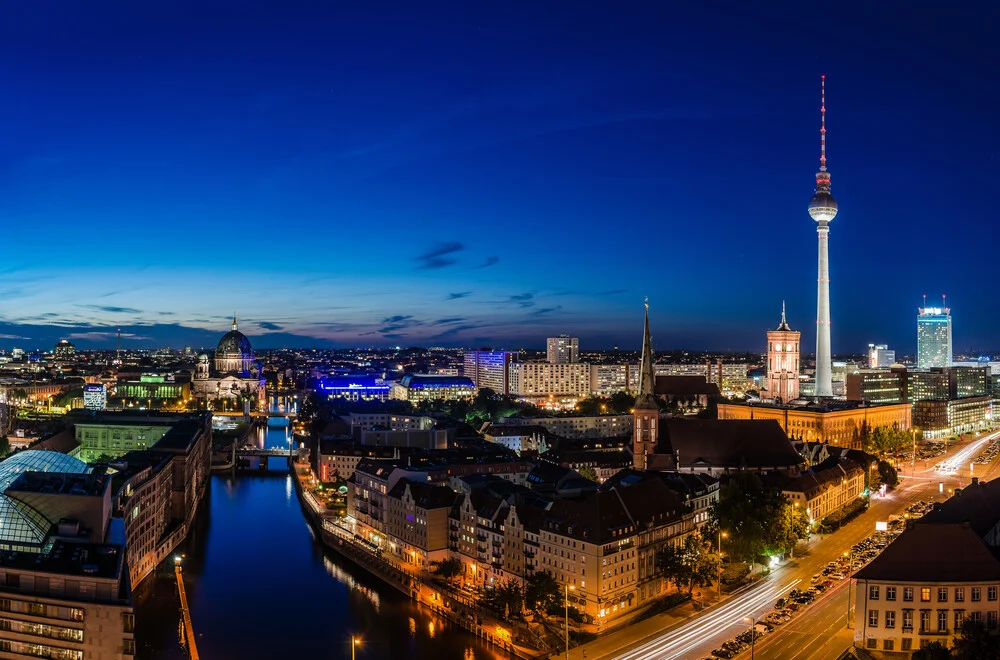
462, 350, 517, 394
808, 76, 837, 398
546, 335, 579, 364
53, 339, 75, 360
867, 344, 896, 368
917, 299, 952, 368
765, 303, 801, 404
507, 362, 591, 398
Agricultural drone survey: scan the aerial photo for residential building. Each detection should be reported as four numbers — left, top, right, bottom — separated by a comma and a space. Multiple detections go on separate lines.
538, 447, 633, 483
463, 350, 518, 394
383, 479, 457, 570
389, 375, 475, 402
853, 478, 1000, 656
315, 443, 399, 481
655, 362, 750, 395
494, 415, 632, 440
917, 303, 953, 368
589, 364, 639, 396
546, 336, 579, 364
482, 424, 551, 455
776, 456, 865, 524
508, 362, 591, 398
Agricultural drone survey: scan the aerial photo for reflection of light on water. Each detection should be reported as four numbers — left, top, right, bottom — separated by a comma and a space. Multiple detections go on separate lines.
321, 555, 380, 610
285, 475, 292, 503
464, 648, 475, 660
409, 617, 416, 636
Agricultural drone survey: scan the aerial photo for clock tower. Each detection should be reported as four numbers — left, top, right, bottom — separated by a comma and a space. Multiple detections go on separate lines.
766, 302, 801, 404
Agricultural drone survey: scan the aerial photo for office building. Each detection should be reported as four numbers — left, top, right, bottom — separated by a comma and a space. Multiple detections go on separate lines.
83, 384, 107, 411
53, 339, 76, 361
917, 301, 953, 368
317, 375, 391, 401
463, 350, 517, 394
546, 335, 579, 364
868, 344, 896, 368
765, 303, 801, 403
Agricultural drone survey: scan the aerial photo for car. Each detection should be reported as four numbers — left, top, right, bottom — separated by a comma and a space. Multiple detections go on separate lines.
830, 572, 846, 580
822, 580, 835, 589
774, 598, 787, 608
811, 574, 823, 583
711, 649, 735, 659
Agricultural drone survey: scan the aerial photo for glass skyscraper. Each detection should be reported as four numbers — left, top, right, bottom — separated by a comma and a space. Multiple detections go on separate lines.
917, 305, 952, 368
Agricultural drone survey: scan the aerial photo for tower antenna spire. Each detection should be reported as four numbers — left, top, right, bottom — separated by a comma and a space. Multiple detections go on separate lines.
820, 75, 827, 172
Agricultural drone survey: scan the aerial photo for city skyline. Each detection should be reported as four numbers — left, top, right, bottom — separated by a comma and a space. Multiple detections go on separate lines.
0, 2, 997, 352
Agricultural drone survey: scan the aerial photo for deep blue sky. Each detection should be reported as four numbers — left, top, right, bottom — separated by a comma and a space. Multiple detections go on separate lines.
0, 1, 996, 353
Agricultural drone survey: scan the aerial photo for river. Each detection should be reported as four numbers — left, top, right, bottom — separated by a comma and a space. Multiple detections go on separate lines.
133, 397, 506, 660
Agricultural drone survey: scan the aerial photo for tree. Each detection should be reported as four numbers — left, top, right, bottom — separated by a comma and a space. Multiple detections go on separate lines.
431, 557, 463, 582
657, 534, 720, 594
524, 571, 560, 614
577, 465, 599, 482
912, 642, 952, 660
707, 472, 807, 566
951, 618, 1000, 660
877, 460, 899, 488
863, 425, 911, 458
608, 391, 636, 415
0, 436, 10, 458
477, 579, 524, 619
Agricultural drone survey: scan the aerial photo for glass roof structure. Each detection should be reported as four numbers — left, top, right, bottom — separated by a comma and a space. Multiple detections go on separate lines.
0, 451, 90, 551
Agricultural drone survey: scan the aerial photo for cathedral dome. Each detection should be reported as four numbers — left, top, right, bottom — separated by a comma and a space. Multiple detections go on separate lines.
214, 316, 255, 376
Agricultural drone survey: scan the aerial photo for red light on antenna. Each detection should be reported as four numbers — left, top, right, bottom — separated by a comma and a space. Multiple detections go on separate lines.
821, 75, 826, 80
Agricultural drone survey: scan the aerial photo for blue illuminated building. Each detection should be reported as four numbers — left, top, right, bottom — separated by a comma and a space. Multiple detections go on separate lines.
318, 376, 391, 402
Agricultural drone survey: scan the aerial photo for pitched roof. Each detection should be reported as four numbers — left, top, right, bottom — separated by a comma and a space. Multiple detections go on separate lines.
919, 478, 1000, 537
653, 418, 804, 469
853, 523, 1000, 582
655, 375, 721, 398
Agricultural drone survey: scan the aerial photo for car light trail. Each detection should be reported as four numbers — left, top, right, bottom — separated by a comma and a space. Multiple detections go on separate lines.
935, 431, 999, 475
613, 578, 801, 660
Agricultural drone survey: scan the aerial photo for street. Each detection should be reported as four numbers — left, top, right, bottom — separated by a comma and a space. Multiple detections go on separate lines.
585, 431, 1000, 660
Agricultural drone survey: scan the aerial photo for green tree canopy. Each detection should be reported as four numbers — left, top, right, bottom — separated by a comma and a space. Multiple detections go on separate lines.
524, 571, 561, 614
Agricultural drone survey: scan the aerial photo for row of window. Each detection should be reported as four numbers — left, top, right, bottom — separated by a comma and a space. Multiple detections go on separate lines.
867, 608, 997, 632
869, 585, 998, 603
0, 600, 84, 624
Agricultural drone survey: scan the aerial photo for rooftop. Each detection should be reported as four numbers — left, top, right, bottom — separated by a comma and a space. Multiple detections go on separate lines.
8, 470, 109, 497
151, 417, 210, 453
653, 418, 804, 469
0, 540, 124, 582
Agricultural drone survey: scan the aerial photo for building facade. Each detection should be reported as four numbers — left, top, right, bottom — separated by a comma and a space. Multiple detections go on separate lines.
765, 304, 801, 404
190, 317, 266, 410
508, 362, 591, 398
917, 303, 953, 368
546, 336, 579, 364
389, 375, 475, 402
463, 350, 517, 395
718, 402, 912, 449
868, 344, 896, 368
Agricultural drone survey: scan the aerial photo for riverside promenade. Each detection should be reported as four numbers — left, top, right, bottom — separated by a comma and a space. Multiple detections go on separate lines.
290, 461, 544, 659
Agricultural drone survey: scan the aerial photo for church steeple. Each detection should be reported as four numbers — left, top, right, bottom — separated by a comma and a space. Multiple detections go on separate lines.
635, 298, 658, 410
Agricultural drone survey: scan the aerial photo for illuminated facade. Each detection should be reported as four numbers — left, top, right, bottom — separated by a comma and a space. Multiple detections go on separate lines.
191, 316, 266, 410
718, 402, 912, 449
590, 363, 640, 395
463, 350, 517, 394
389, 375, 475, 402
507, 362, 591, 398
868, 344, 896, 368
765, 303, 801, 403
52, 339, 75, 361
917, 303, 952, 368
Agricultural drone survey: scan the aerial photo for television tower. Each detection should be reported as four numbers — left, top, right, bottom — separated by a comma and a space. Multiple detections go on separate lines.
808, 76, 838, 398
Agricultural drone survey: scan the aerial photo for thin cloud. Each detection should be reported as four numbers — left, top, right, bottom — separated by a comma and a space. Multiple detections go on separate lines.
471, 256, 500, 269
533, 306, 563, 316
258, 322, 283, 331
416, 242, 463, 270
78, 304, 143, 314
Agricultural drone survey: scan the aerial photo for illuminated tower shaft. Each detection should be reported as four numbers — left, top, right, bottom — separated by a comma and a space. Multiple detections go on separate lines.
808, 76, 837, 398
815, 219, 832, 397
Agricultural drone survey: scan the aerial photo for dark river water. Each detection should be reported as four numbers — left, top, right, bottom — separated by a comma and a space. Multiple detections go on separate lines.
133, 403, 506, 660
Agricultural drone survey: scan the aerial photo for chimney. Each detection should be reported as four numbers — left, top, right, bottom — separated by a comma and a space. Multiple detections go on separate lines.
971, 477, 979, 486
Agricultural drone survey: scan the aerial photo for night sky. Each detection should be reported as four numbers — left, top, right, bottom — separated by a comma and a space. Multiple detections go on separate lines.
0, 1, 996, 353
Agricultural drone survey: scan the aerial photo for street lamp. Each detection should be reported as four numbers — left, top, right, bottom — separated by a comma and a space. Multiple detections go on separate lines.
565, 584, 575, 660
743, 615, 756, 659
718, 530, 728, 602
351, 636, 361, 660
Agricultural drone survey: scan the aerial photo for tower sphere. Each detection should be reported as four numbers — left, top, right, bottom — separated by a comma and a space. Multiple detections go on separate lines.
808, 189, 838, 222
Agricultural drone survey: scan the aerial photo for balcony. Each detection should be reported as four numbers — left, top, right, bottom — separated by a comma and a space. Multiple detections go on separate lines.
477, 534, 488, 542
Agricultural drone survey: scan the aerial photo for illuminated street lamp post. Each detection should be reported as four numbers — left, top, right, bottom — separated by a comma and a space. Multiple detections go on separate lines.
564, 584, 575, 660
351, 636, 361, 660
743, 615, 756, 659
717, 530, 728, 602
